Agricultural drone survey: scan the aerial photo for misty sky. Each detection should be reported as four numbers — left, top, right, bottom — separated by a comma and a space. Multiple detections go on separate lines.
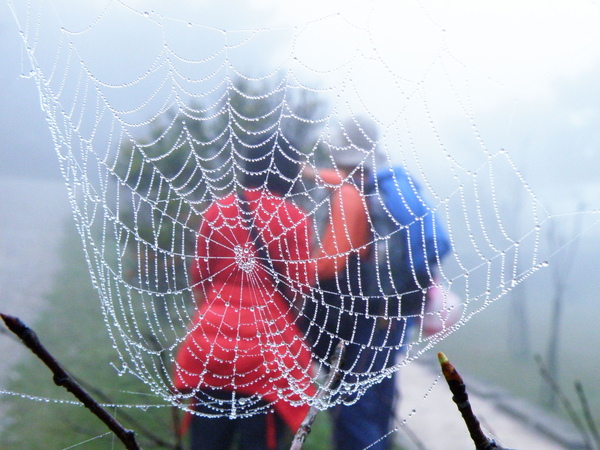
1, 0, 598, 302
0, 2, 59, 179
2, 0, 600, 213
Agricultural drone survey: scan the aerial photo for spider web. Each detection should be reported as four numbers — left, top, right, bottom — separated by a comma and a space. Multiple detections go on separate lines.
6, 0, 581, 431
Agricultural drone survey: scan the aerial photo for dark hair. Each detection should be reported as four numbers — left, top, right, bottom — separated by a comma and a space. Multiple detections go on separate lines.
238, 132, 302, 196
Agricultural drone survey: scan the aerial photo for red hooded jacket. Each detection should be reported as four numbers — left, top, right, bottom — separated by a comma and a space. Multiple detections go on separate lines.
174, 189, 316, 431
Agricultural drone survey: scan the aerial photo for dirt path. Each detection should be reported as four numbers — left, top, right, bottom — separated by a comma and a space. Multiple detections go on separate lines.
0, 176, 71, 394
396, 356, 583, 449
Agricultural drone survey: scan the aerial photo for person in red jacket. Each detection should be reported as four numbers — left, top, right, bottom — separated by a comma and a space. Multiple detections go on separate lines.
173, 134, 316, 449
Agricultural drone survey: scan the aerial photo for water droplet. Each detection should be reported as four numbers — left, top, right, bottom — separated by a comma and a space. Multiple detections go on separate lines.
234, 244, 256, 272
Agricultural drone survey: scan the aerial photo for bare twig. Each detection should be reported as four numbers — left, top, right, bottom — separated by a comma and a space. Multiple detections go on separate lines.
73, 375, 173, 448
575, 381, 600, 449
535, 354, 593, 449
290, 341, 345, 450
1, 313, 141, 450
438, 352, 512, 450
575, 381, 600, 450
543, 205, 584, 408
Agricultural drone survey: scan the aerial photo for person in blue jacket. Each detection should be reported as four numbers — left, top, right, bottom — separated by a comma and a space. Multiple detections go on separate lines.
320, 115, 451, 450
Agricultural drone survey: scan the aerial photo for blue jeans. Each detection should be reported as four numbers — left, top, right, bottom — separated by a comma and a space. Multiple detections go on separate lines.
330, 315, 409, 450
331, 374, 397, 450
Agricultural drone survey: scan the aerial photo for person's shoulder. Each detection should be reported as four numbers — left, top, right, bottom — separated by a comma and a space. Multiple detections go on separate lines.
317, 168, 346, 186
204, 193, 237, 218
376, 165, 408, 181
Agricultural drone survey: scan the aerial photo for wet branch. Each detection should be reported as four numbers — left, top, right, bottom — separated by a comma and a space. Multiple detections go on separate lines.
73, 375, 173, 448
438, 352, 512, 450
535, 354, 597, 449
1, 313, 141, 450
575, 381, 600, 449
290, 342, 345, 450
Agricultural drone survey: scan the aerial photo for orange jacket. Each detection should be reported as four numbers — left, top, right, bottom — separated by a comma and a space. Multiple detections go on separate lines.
313, 169, 370, 280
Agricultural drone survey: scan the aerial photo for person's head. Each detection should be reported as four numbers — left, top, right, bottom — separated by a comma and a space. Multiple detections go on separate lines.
329, 115, 381, 174
238, 132, 303, 196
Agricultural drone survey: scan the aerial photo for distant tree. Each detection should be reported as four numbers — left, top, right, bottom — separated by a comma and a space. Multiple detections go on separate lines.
541, 205, 584, 408
113, 74, 329, 293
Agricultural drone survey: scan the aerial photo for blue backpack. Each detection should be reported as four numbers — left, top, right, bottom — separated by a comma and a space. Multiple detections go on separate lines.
366, 166, 451, 314
300, 166, 451, 360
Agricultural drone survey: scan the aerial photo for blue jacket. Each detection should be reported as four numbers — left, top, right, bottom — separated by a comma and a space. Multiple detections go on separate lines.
371, 166, 451, 274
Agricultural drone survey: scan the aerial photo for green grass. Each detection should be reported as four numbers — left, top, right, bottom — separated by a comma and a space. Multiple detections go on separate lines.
0, 227, 176, 449
301, 410, 333, 450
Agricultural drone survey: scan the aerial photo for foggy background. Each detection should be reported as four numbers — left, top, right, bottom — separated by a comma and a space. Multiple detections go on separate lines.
2, 0, 600, 436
